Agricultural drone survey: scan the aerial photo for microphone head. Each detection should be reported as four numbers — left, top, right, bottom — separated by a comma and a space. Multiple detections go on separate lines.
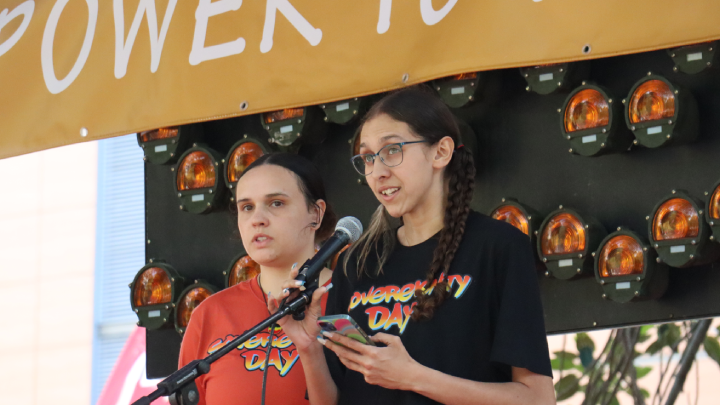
336, 217, 363, 243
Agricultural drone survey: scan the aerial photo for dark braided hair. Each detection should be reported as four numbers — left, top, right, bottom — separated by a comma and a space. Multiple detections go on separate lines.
344, 85, 476, 322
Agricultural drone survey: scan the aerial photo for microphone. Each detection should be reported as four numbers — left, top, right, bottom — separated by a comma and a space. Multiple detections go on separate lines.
295, 216, 363, 284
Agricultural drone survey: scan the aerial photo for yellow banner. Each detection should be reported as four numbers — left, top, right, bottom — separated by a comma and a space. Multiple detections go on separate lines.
1, 0, 720, 158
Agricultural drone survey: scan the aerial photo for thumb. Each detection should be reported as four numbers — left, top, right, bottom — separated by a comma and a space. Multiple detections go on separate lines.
370, 332, 399, 346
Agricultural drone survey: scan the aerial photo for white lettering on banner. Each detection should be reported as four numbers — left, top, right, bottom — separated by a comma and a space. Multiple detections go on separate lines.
420, 0, 458, 26
41, 0, 98, 94
260, 0, 322, 53
189, 0, 244, 66
0, 1, 35, 58
377, 0, 391, 34
114, 0, 178, 79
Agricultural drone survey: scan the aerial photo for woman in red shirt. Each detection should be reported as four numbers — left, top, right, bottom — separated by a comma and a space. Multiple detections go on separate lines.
178, 153, 336, 405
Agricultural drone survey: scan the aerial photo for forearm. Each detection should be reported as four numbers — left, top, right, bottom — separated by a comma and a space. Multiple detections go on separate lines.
299, 343, 339, 405
407, 364, 553, 405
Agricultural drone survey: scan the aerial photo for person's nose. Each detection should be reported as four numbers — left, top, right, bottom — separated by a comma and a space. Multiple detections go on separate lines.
370, 157, 391, 182
250, 206, 270, 228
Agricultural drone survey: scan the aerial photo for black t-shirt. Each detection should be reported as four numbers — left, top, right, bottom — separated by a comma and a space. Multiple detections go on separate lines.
325, 211, 552, 405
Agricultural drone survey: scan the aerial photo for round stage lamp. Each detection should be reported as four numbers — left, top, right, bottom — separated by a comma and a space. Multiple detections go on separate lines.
537, 207, 607, 280
130, 262, 185, 330
223, 136, 271, 198
261, 107, 327, 148
175, 281, 218, 334
224, 253, 261, 288
623, 74, 698, 148
706, 179, 720, 242
648, 190, 719, 267
321, 97, 367, 125
490, 198, 542, 239
520, 62, 589, 95
174, 144, 224, 214
560, 83, 632, 156
594, 229, 668, 303
433, 72, 482, 108
667, 42, 717, 74
137, 125, 202, 165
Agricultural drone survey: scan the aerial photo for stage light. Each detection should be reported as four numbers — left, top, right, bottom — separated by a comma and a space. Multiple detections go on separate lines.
433, 72, 482, 108
137, 125, 202, 165
261, 107, 327, 148
520, 62, 589, 95
130, 262, 185, 330
648, 190, 720, 267
667, 42, 717, 74
175, 281, 218, 335
490, 198, 541, 239
706, 179, 720, 242
174, 144, 224, 214
594, 229, 668, 303
320, 98, 366, 124
224, 253, 261, 288
223, 136, 271, 200
537, 207, 607, 280
560, 83, 632, 156
623, 74, 698, 148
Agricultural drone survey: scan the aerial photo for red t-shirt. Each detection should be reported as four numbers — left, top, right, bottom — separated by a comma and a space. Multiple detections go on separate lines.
178, 277, 328, 405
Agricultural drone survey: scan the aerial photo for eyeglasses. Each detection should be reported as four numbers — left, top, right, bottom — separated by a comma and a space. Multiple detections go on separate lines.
350, 141, 428, 176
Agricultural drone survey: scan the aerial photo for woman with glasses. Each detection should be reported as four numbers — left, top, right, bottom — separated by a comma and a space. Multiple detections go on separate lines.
270, 87, 555, 405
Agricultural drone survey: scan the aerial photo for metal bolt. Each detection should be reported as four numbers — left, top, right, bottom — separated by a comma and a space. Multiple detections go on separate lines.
559, 205, 564, 209
631, 125, 636, 131
600, 143, 606, 148
674, 65, 679, 72
177, 193, 181, 197
195, 279, 199, 284
214, 162, 218, 166
147, 239, 151, 244
128, 283, 132, 288
524, 73, 529, 78
171, 167, 175, 171
578, 253, 583, 259
559, 68, 564, 72
171, 278, 175, 282
557, 108, 562, 113
534, 230, 538, 235
137, 321, 141, 326
602, 294, 607, 299
567, 136, 571, 140
668, 120, 673, 125
179, 205, 183, 210
672, 190, 676, 194
698, 210, 703, 215
585, 224, 589, 229
576, 268, 582, 274
170, 153, 174, 157
135, 309, 139, 313
710, 47, 714, 51
543, 258, 548, 263
402, 73, 409, 83
557, 82, 562, 87
353, 110, 358, 114
646, 216, 650, 220
602, 128, 606, 133
593, 322, 598, 326
582, 81, 586, 85
710, 235, 715, 241
691, 240, 697, 245
143, 156, 147, 161
171, 303, 176, 308
592, 252, 596, 257
634, 291, 640, 296
654, 243, 659, 248
617, 227, 621, 231
501, 198, 506, 202
633, 140, 639, 145
671, 53, 676, 57
674, 90, 679, 95
666, 134, 671, 139
468, 96, 474, 101
149, 259, 153, 263
647, 71, 652, 76
323, 116, 329, 122
689, 254, 695, 259
545, 271, 550, 277
656, 257, 662, 263
608, 99, 613, 104
708, 62, 712, 67
172, 139, 177, 144
436, 87, 441, 91
80, 127, 89, 137
320, 105, 326, 109
636, 276, 641, 281
207, 202, 211, 207
643, 247, 647, 251
600, 280, 605, 285
357, 179, 361, 184
163, 318, 167, 322
528, 216, 533, 220
297, 119, 302, 123
622, 99, 626, 104
193, 143, 197, 147
209, 189, 213, 194
165, 305, 169, 310
223, 271, 227, 276
526, 86, 531, 92
569, 148, 573, 153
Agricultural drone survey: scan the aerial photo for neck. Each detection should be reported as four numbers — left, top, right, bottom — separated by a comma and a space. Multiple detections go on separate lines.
258, 243, 316, 298
398, 176, 446, 246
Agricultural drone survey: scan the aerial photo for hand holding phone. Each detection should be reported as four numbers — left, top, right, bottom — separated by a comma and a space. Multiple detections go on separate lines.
317, 315, 376, 346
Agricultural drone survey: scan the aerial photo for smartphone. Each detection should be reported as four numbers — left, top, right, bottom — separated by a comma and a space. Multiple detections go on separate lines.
317, 314, 376, 346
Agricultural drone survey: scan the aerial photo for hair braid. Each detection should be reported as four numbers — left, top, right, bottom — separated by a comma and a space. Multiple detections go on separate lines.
412, 147, 475, 321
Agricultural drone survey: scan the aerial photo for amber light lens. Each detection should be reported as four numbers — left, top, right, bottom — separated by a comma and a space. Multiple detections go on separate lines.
564, 89, 610, 132
629, 80, 676, 124
599, 235, 644, 277
139, 127, 179, 143
450, 72, 478, 80
177, 151, 216, 190
710, 185, 720, 220
491, 206, 529, 236
133, 267, 172, 307
227, 143, 264, 183
653, 198, 700, 240
229, 255, 261, 287
541, 213, 587, 255
177, 288, 212, 328
263, 108, 304, 124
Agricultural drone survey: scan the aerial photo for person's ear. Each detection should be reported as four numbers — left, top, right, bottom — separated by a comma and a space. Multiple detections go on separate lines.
312, 200, 326, 230
432, 136, 454, 169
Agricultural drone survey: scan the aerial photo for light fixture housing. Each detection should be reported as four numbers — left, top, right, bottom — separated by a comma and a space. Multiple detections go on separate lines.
648, 190, 719, 267
623, 74, 698, 148
706, 179, 720, 243
667, 42, 717, 74
320, 97, 367, 125
224, 252, 261, 288
130, 262, 185, 330
537, 207, 607, 280
137, 125, 201, 165
433, 72, 482, 108
520, 62, 590, 95
261, 107, 327, 148
223, 135, 272, 200
174, 144, 224, 214
594, 229, 668, 303
174, 280, 218, 334
560, 82, 632, 156
490, 198, 542, 244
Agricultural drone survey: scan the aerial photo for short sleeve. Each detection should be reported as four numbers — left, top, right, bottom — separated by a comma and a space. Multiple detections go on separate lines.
489, 231, 553, 378
177, 303, 208, 405
323, 253, 352, 390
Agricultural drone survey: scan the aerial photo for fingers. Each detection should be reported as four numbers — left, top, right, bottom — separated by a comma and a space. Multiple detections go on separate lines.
370, 332, 399, 346
281, 263, 305, 297
267, 293, 279, 314
321, 331, 373, 360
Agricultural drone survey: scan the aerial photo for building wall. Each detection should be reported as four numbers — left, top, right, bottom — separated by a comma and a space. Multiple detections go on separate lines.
0, 142, 98, 405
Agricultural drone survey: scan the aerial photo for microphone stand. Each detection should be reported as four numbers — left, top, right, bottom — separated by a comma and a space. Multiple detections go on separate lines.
132, 263, 317, 405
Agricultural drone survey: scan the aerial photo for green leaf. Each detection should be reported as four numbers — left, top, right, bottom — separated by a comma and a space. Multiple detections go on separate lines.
552, 357, 576, 370
579, 346, 594, 368
609, 396, 620, 405
641, 388, 650, 399
665, 324, 681, 347
576, 332, 595, 351
636, 366, 652, 379
703, 337, 720, 367
646, 340, 664, 355
553, 351, 578, 360
555, 374, 580, 401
